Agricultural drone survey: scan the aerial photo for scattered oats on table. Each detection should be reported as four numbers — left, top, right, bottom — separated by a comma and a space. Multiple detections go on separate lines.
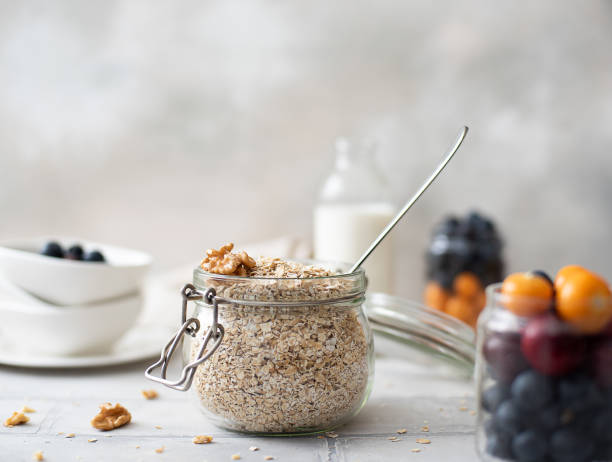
416, 438, 431, 444
141, 389, 159, 400
191, 252, 370, 433
231, 454, 241, 460
32, 450, 43, 461
87, 438, 97, 443
193, 435, 213, 444
411, 448, 421, 453
458, 406, 468, 412
65, 433, 75, 438
396, 428, 407, 434
154, 425, 162, 429
421, 425, 429, 432
22, 406, 36, 413
154, 446, 165, 454
264, 457, 275, 461
249, 446, 259, 451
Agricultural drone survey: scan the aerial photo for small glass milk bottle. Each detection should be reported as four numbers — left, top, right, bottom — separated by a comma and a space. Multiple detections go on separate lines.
313, 138, 395, 294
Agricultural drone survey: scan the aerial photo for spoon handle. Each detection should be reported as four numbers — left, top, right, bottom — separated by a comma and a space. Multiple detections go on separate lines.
349, 126, 469, 274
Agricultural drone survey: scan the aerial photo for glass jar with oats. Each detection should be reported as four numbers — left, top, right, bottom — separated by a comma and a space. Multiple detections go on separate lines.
146, 244, 374, 435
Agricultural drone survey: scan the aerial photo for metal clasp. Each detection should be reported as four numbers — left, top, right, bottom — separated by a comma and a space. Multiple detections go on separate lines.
144, 284, 225, 391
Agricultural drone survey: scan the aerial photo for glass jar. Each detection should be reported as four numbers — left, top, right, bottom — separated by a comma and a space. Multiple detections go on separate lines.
475, 284, 612, 462
147, 261, 374, 435
424, 212, 504, 328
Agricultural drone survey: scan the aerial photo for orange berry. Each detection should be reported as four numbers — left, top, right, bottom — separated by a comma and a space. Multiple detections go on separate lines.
424, 281, 449, 311
500, 272, 553, 317
445, 296, 479, 327
475, 289, 487, 311
556, 270, 612, 334
554, 265, 590, 292
453, 272, 481, 299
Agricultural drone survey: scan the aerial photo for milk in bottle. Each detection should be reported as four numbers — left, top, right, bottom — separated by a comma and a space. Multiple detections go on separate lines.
313, 139, 395, 294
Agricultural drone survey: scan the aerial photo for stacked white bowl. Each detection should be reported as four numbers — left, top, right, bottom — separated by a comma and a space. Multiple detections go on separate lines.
0, 238, 152, 356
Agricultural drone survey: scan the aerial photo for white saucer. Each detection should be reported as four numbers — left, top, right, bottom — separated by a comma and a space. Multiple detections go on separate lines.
0, 323, 173, 369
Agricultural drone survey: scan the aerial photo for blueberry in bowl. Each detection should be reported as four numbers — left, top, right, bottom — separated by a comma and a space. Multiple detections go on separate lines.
65, 244, 84, 261
0, 237, 152, 305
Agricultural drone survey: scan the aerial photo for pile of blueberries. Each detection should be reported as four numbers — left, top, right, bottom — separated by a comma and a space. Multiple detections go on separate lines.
426, 211, 504, 291
482, 319, 612, 461
40, 241, 106, 263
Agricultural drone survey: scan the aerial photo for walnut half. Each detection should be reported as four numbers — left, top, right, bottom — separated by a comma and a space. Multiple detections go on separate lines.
90, 403, 131, 431
4, 411, 29, 427
200, 243, 256, 276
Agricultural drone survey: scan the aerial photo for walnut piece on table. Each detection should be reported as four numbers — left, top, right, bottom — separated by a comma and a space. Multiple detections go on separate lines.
200, 243, 255, 276
90, 403, 131, 431
4, 411, 29, 427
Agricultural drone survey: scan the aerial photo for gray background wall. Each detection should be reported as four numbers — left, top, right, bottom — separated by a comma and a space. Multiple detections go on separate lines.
1, 1, 611, 300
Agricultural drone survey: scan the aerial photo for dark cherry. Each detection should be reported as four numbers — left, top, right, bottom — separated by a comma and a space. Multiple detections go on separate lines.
483, 331, 529, 383
521, 312, 587, 376
591, 337, 612, 388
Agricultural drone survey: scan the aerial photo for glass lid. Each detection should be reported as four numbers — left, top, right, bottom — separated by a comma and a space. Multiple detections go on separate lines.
365, 292, 476, 373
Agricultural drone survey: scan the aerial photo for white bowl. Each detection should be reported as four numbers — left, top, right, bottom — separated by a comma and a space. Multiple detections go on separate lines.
0, 292, 143, 356
0, 237, 152, 306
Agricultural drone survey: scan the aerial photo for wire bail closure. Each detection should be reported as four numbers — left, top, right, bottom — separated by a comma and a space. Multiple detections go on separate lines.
144, 284, 225, 391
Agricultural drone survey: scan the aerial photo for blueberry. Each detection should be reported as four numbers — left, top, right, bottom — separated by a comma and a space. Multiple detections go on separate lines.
531, 270, 554, 287
592, 408, 612, 442
431, 270, 454, 291
594, 442, 612, 461
65, 245, 84, 261
486, 432, 513, 459
482, 383, 511, 413
84, 250, 105, 263
484, 417, 496, 436
550, 427, 594, 462
495, 400, 523, 435
511, 370, 556, 411
534, 404, 570, 432
434, 216, 460, 236
559, 374, 603, 413
41, 241, 64, 258
512, 430, 548, 462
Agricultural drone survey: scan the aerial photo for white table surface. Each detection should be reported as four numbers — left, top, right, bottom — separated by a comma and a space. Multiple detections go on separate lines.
0, 340, 479, 462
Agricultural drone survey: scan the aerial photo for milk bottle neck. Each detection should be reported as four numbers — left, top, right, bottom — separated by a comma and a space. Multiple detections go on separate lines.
320, 138, 393, 205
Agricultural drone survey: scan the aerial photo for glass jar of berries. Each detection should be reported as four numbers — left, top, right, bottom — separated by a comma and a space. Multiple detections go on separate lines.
475, 267, 612, 462
424, 212, 504, 328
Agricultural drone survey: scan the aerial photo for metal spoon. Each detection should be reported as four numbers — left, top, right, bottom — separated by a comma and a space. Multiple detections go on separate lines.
349, 126, 469, 274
